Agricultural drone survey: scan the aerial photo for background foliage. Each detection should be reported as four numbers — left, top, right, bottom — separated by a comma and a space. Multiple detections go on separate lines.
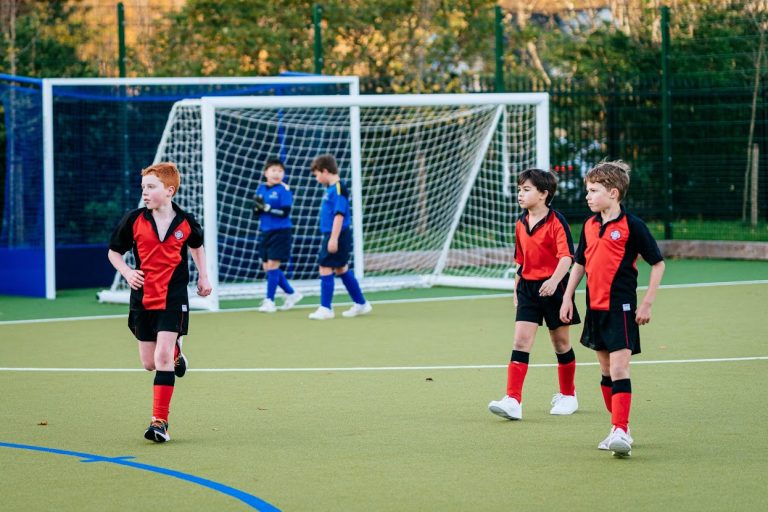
1, 0, 767, 240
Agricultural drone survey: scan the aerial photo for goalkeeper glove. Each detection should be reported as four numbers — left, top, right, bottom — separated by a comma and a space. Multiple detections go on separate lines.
253, 195, 266, 215
253, 195, 272, 212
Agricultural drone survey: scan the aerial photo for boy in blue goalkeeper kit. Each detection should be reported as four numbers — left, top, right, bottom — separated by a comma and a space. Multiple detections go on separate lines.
307, 154, 372, 320
253, 158, 303, 312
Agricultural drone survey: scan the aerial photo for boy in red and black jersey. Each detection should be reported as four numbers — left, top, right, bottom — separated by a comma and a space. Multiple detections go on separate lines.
108, 162, 212, 443
488, 169, 581, 421
560, 161, 665, 457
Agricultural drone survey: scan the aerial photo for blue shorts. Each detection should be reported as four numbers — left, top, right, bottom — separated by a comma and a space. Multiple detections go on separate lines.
515, 275, 580, 329
580, 307, 641, 355
318, 228, 352, 268
258, 228, 293, 262
128, 310, 188, 341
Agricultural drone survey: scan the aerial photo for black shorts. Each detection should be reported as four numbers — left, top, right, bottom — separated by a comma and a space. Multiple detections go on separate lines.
318, 228, 352, 268
580, 308, 641, 354
515, 275, 580, 329
258, 228, 293, 262
128, 310, 188, 342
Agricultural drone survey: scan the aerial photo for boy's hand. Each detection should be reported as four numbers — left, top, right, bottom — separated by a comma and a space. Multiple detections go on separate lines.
636, 302, 652, 325
513, 290, 518, 308
327, 237, 338, 254
539, 278, 557, 297
559, 298, 573, 323
197, 276, 212, 297
253, 195, 270, 213
124, 269, 144, 290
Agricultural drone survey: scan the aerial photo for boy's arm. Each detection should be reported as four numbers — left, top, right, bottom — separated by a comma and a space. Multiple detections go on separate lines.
513, 273, 520, 307
539, 256, 572, 296
327, 214, 344, 254
190, 246, 213, 297
108, 249, 144, 290
636, 260, 665, 325
559, 263, 584, 323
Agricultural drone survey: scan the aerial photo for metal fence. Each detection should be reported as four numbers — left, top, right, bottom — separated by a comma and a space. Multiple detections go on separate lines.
2, 2, 767, 242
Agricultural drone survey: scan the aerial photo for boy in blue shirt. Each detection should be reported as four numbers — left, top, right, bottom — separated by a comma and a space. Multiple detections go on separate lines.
253, 158, 303, 312
308, 154, 372, 320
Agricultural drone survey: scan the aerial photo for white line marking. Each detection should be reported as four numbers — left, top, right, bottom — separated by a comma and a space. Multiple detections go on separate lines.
1, 356, 766, 373
1, 279, 766, 326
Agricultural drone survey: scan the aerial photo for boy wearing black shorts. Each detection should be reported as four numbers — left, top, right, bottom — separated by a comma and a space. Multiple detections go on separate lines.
560, 161, 665, 457
108, 162, 212, 443
488, 168, 581, 421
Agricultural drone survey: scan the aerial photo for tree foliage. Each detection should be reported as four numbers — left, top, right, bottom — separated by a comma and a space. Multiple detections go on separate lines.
0, 0, 96, 77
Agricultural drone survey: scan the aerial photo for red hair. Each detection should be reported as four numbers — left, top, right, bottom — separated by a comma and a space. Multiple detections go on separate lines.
142, 162, 180, 196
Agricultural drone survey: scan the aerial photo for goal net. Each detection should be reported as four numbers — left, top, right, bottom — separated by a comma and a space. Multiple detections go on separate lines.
99, 93, 549, 310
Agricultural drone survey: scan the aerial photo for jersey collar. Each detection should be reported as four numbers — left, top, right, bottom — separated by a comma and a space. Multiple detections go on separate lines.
521, 208, 553, 235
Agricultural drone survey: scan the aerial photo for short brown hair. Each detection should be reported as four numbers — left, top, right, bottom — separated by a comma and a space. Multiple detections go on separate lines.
311, 154, 339, 175
142, 162, 180, 196
585, 160, 630, 201
518, 168, 558, 206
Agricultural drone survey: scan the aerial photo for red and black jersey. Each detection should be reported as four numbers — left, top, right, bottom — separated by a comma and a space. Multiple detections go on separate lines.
575, 207, 663, 311
515, 209, 575, 280
109, 202, 204, 311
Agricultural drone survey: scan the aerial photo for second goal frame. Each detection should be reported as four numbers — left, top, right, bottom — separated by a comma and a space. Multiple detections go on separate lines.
197, 92, 549, 308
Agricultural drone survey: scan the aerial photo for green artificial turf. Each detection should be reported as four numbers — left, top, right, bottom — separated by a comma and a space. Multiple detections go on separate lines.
1, 282, 767, 511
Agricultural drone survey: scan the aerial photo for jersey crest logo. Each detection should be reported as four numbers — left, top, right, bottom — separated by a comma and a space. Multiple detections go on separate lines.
610, 230, 621, 241
174, 230, 184, 240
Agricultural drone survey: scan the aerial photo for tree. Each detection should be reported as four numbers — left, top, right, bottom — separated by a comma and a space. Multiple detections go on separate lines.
0, 0, 96, 78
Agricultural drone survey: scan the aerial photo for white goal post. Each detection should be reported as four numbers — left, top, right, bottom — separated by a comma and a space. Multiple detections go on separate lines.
99, 92, 549, 310
38, 75, 358, 300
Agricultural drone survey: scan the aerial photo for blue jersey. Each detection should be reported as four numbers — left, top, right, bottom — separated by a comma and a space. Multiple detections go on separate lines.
255, 182, 293, 232
319, 180, 351, 233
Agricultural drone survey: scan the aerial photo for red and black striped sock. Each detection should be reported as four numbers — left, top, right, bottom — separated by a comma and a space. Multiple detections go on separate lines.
556, 348, 576, 396
152, 370, 175, 422
611, 378, 632, 431
506, 350, 530, 402
600, 375, 613, 412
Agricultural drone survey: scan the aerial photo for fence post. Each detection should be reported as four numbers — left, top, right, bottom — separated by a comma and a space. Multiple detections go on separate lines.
752, 143, 759, 227
607, 77, 619, 160
313, 4, 324, 74
117, 3, 126, 77
495, 6, 505, 92
661, 6, 673, 239
117, 3, 130, 211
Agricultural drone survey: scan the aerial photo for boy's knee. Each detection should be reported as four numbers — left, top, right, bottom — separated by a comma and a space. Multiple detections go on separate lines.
551, 339, 571, 353
513, 338, 534, 351
142, 362, 155, 371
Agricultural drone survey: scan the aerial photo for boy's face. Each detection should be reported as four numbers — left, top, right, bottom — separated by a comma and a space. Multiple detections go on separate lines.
264, 164, 285, 186
141, 173, 174, 209
585, 180, 618, 212
312, 168, 328, 185
517, 179, 547, 210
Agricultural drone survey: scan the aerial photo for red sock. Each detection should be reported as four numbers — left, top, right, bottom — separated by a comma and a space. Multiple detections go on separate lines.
152, 370, 175, 421
601, 385, 613, 412
557, 361, 576, 396
506, 361, 528, 402
611, 392, 632, 431
600, 375, 613, 412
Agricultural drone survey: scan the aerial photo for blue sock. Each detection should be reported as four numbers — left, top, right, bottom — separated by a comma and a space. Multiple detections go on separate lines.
266, 269, 280, 300
277, 269, 295, 294
320, 274, 335, 309
339, 271, 365, 305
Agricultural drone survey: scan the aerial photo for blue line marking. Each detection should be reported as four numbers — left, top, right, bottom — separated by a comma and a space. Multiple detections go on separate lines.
0, 441, 280, 511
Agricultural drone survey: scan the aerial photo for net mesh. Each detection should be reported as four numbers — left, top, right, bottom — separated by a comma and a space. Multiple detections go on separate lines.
105, 98, 541, 305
